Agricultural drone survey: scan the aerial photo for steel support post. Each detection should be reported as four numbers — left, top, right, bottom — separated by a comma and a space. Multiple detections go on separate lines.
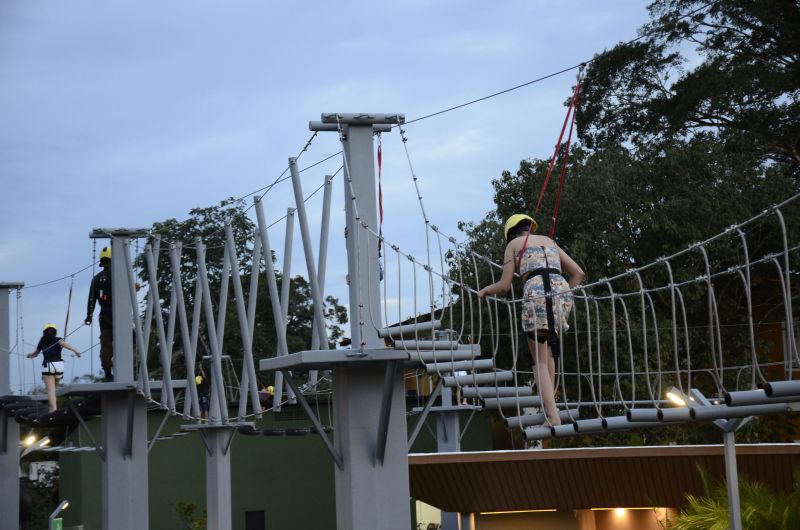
101, 391, 148, 529
92, 230, 150, 530
323, 114, 409, 529
0, 283, 23, 530
437, 376, 461, 530
204, 428, 234, 530
723, 430, 743, 530
332, 361, 410, 529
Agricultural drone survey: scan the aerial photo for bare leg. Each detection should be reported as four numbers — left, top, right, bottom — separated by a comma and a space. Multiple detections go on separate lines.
528, 337, 560, 426
43, 375, 57, 412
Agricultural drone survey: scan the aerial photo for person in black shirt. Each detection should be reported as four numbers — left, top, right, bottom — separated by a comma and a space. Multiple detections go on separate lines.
85, 246, 114, 381
28, 323, 81, 412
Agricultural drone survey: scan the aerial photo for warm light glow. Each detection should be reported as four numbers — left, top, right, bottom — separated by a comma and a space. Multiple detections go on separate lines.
614, 508, 626, 517
23, 435, 37, 447
62, 501, 69, 510
666, 391, 686, 406
480, 509, 557, 515
39, 437, 50, 447
591, 507, 665, 511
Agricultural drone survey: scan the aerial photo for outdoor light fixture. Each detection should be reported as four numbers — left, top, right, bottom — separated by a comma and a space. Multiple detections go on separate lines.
666, 386, 687, 406
614, 508, 626, 517
49, 499, 69, 529
23, 430, 37, 447
21, 436, 51, 458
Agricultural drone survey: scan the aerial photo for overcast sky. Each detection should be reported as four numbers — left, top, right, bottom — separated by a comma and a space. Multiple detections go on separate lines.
1, 1, 650, 393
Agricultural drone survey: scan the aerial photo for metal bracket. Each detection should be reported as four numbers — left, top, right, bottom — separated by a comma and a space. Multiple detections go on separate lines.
147, 411, 171, 454
68, 400, 105, 461
281, 370, 343, 469
222, 428, 236, 456
460, 409, 478, 443
408, 379, 443, 448
125, 391, 135, 458
198, 430, 213, 457
0, 411, 7, 455
375, 360, 399, 465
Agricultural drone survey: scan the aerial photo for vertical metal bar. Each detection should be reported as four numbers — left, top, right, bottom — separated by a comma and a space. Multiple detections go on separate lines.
196, 240, 229, 422
309, 174, 334, 385
288, 157, 330, 349
112, 236, 136, 383
187, 272, 203, 417
122, 240, 152, 398
144, 246, 176, 412
341, 125, 383, 350
163, 285, 177, 408
375, 360, 399, 464
723, 430, 743, 530
171, 245, 201, 419
274, 208, 296, 407
253, 198, 292, 405
205, 428, 234, 530
238, 233, 262, 418
224, 222, 262, 417
216, 244, 231, 353
0, 284, 22, 530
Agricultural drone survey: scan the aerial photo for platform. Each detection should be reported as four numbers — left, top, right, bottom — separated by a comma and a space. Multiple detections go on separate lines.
57, 379, 187, 397
259, 348, 408, 371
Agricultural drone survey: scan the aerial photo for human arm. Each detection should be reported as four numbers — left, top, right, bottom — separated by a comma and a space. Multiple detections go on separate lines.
59, 340, 81, 357
556, 245, 586, 289
478, 242, 517, 298
85, 274, 98, 325
27, 348, 40, 359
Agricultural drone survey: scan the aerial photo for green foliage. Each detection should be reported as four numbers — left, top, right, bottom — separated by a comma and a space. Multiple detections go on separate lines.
666, 467, 800, 530
19, 468, 59, 530
174, 501, 207, 530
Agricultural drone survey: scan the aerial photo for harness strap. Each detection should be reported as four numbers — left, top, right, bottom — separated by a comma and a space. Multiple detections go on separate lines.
526, 262, 562, 358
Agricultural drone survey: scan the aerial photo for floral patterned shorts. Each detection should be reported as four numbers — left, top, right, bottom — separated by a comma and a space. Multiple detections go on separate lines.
521, 274, 573, 333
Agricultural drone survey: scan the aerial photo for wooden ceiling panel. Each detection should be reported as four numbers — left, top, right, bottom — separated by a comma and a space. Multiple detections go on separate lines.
409, 444, 800, 512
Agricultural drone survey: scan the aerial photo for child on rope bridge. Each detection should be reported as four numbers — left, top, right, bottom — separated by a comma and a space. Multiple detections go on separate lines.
27, 324, 82, 412
478, 214, 585, 426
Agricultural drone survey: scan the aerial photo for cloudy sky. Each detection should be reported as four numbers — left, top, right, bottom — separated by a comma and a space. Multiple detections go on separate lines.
1, 1, 650, 392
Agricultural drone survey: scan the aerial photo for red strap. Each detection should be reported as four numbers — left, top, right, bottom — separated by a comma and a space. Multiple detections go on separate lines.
377, 134, 383, 255
534, 81, 581, 215
549, 84, 580, 238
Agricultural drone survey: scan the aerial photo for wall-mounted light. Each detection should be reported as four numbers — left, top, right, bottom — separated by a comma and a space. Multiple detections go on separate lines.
49, 499, 69, 529
21, 436, 51, 458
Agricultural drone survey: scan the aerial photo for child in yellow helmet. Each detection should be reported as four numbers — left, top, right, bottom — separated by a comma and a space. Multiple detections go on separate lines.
27, 324, 81, 412
478, 215, 586, 426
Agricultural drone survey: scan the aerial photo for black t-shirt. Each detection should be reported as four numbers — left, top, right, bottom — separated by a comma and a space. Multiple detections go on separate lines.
37, 335, 63, 364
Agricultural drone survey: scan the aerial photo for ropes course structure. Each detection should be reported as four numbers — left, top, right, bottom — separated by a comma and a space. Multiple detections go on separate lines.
1, 108, 798, 530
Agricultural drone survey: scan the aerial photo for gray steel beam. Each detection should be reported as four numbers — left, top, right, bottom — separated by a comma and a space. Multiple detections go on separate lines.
309, 122, 393, 132
408, 380, 443, 448
275, 208, 295, 405
102, 391, 149, 530
170, 244, 201, 419
320, 113, 404, 125
288, 158, 330, 350
0, 283, 23, 530
724, 431, 743, 530
309, 175, 333, 387
203, 427, 235, 530
765, 380, 800, 397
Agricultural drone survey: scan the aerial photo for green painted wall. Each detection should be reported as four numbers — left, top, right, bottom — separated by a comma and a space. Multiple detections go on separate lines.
58, 400, 492, 529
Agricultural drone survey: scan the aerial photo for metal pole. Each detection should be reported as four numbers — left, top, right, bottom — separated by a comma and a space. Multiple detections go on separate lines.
205, 428, 234, 530
435, 334, 461, 530
723, 430, 743, 530
329, 116, 410, 530
309, 174, 333, 386
253, 198, 292, 411
105, 232, 149, 530
0, 282, 23, 530
288, 157, 330, 350
274, 208, 295, 406
341, 124, 383, 350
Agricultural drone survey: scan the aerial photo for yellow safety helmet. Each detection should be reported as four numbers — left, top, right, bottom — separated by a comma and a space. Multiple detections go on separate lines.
99, 246, 111, 260
195, 375, 204, 385
503, 214, 537, 241
42, 323, 58, 333
267, 385, 275, 394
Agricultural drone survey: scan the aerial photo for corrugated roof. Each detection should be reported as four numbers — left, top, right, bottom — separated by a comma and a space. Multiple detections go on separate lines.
408, 444, 800, 512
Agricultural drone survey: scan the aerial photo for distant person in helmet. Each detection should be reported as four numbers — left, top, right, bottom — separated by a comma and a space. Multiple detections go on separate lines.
84, 246, 140, 382
478, 214, 585, 426
85, 246, 114, 381
27, 324, 81, 412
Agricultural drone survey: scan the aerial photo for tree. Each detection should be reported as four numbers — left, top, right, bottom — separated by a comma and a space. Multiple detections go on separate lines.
446, 0, 799, 446
136, 198, 347, 384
